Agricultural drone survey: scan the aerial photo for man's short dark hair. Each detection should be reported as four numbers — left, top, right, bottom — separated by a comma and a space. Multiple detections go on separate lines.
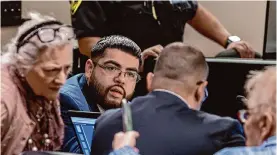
91, 35, 142, 65
154, 42, 209, 82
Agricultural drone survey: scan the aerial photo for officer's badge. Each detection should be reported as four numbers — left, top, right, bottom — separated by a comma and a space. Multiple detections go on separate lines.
70, 0, 82, 15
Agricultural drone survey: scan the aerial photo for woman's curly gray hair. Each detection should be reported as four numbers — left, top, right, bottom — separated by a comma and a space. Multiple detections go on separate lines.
1, 12, 74, 75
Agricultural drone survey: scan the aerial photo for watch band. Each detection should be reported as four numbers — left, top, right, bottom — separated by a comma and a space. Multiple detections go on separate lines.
224, 38, 233, 49
224, 36, 241, 48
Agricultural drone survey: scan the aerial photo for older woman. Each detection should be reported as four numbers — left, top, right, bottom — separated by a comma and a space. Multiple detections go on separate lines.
1, 12, 74, 155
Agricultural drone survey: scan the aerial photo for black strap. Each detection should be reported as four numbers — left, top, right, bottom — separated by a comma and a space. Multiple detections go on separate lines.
17, 20, 63, 44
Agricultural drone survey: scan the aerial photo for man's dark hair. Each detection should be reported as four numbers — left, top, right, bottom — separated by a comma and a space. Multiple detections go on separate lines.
91, 35, 142, 65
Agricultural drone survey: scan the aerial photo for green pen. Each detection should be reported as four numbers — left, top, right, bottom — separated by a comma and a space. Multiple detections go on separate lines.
122, 98, 133, 132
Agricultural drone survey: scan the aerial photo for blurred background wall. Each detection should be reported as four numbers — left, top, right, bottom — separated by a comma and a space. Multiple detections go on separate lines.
1, 1, 71, 51
184, 1, 267, 57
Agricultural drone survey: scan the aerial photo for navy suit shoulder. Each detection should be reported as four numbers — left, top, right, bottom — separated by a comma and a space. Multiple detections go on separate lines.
196, 111, 245, 146
91, 91, 245, 155
197, 111, 242, 132
96, 108, 120, 126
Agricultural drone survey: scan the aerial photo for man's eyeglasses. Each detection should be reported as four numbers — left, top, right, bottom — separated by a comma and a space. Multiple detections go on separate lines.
94, 62, 141, 83
237, 109, 250, 123
237, 95, 275, 123
237, 95, 249, 123
236, 95, 250, 123
17, 21, 74, 52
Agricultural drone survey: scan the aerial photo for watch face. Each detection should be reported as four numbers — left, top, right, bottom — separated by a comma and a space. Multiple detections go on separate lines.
229, 36, 241, 42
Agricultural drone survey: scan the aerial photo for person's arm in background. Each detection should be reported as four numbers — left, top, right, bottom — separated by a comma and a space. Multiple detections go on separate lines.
70, 0, 107, 57
109, 131, 140, 155
78, 37, 100, 57
187, 3, 255, 58
71, 0, 162, 67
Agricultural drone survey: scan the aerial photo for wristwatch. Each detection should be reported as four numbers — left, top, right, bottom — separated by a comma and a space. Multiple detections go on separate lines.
225, 36, 241, 48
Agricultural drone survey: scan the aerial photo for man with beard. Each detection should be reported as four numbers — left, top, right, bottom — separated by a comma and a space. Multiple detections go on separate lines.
59, 35, 142, 153
91, 42, 245, 155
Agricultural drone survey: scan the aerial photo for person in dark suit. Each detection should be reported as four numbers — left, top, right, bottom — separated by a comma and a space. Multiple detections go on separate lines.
91, 42, 245, 155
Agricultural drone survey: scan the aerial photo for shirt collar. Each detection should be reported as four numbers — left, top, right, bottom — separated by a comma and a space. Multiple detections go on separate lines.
153, 89, 190, 108
97, 104, 105, 114
261, 135, 276, 148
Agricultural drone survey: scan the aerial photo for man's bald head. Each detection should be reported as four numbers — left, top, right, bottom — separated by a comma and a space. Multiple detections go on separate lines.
146, 42, 209, 110
152, 42, 208, 92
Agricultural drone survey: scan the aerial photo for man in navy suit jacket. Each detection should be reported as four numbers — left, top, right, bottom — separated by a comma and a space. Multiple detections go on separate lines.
91, 42, 245, 155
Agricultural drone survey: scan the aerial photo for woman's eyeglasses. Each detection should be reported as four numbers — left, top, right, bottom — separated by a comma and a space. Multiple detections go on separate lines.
16, 21, 75, 53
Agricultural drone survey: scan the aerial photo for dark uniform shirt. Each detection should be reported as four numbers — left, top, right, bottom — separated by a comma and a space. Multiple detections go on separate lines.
71, 1, 198, 50
71, 0, 198, 98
